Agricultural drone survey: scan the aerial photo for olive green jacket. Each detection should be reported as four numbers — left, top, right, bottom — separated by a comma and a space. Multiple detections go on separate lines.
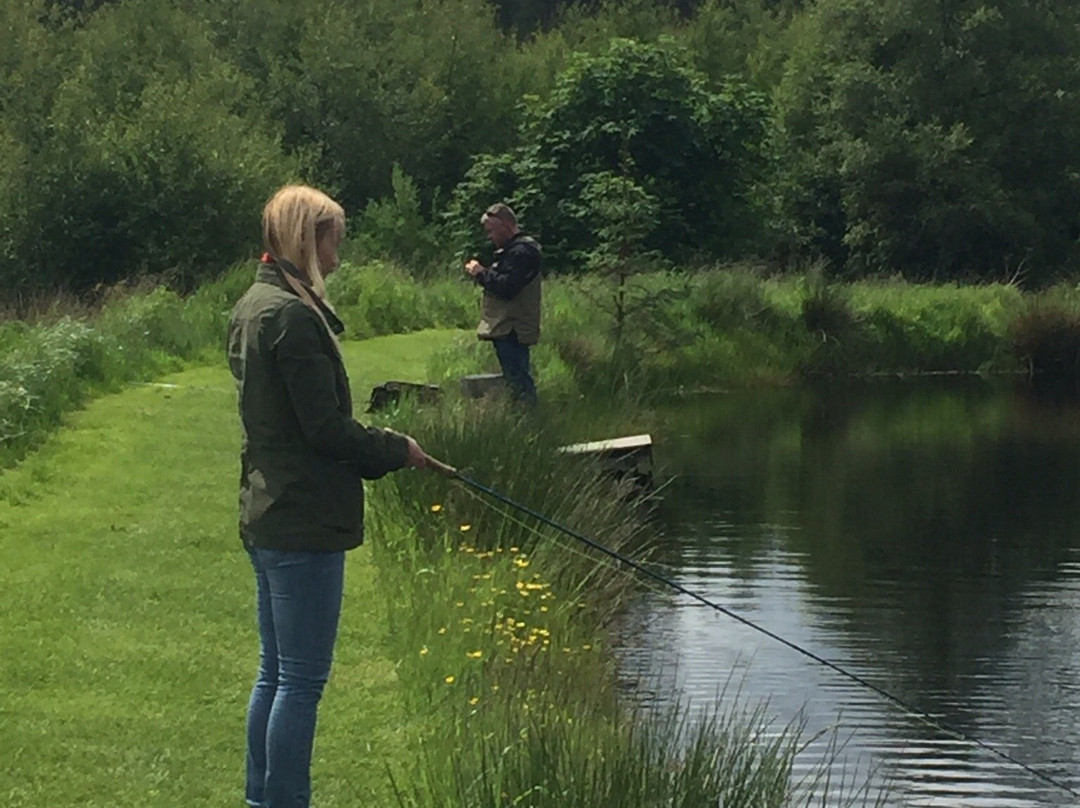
227, 260, 409, 552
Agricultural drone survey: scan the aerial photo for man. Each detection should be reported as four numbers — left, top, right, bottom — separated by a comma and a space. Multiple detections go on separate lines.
464, 203, 542, 407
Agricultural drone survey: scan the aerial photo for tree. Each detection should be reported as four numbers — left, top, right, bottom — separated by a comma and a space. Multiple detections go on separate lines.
448, 37, 771, 271
773, 0, 1080, 282
0, 0, 297, 291
578, 143, 664, 354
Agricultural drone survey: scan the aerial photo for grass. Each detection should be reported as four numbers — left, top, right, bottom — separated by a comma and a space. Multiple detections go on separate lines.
364, 397, 840, 808
0, 260, 474, 469
0, 330, 463, 808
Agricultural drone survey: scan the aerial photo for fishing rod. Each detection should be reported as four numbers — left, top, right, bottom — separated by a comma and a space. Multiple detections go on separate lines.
423, 456, 1080, 800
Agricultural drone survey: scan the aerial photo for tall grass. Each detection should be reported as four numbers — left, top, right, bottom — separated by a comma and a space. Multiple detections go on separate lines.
1009, 286, 1080, 388
361, 399, 883, 807
539, 267, 1023, 395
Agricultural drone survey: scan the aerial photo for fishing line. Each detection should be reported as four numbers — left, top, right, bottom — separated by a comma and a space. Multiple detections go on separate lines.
442, 466, 1080, 800
455, 481, 685, 584
454, 482, 681, 616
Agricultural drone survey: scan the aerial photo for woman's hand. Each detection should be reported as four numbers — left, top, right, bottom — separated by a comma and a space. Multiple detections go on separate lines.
404, 436, 429, 469
403, 436, 457, 477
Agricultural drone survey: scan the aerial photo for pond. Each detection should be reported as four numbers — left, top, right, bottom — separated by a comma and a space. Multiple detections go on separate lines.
616, 379, 1080, 806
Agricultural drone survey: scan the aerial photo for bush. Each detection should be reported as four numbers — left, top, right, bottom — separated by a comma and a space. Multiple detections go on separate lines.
1010, 297, 1080, 385
351, 165, 447, 278
0, 1, 301, 293
326, 261, 476, 340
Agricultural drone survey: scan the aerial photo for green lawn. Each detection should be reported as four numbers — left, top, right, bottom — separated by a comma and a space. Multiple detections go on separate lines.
0, 329, 467, 808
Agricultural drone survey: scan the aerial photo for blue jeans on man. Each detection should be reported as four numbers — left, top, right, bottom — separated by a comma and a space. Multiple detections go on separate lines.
246, 548, 344, 808
492, 333, 537, 407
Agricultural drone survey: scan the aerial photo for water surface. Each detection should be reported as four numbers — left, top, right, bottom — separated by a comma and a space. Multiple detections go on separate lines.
617, 379, 1080, 806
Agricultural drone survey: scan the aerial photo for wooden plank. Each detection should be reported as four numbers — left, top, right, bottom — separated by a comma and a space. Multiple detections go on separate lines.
367, 380, 441, 412
557, 434, 652, 455
459, 373, 504, 398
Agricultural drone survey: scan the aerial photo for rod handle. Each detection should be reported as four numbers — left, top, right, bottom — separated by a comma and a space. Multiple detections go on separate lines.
425, 455, 458, 478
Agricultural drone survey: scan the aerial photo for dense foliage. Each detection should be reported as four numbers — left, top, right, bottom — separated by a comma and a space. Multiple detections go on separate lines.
774, 0, 1080, 283
1, 0, 1078, 292
448, 38, 770, 269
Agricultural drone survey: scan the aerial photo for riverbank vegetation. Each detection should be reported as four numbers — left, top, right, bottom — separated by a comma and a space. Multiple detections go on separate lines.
6, 259, 1078, 469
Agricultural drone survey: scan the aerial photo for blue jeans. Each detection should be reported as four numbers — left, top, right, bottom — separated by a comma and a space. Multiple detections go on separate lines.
492, 334, 537, 407
246, 548, 345, 808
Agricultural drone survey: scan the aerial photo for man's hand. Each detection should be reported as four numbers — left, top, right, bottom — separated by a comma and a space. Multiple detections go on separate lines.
464, 259, 485, 278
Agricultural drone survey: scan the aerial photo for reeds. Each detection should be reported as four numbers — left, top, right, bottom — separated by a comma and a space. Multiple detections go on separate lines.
365, 399, 884, 807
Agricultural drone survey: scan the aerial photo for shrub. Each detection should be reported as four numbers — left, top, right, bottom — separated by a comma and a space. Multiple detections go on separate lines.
773, 0, 1080, 281
1010, 299, 1080, 385
326, 261, 475, 340
0, 1, 301, 292
352, 165, 448, 278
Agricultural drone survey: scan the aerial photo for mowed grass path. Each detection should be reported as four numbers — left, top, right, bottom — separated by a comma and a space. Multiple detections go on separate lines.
1, 329, 467, 808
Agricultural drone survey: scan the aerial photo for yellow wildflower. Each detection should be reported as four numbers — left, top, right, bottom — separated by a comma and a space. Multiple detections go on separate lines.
466, 650, 483, 659
430, 504, 443, 513
460, 524, 472, 532
445, 675, 455, 684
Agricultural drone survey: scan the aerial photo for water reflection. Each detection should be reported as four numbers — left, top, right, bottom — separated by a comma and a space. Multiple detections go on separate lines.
618, 379, 1080, 806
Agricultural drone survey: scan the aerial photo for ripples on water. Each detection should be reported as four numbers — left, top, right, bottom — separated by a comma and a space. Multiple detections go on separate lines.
614, 385, 1080, 807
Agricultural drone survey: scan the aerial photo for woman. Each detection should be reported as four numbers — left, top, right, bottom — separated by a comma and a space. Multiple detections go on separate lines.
227, 185, 432, 808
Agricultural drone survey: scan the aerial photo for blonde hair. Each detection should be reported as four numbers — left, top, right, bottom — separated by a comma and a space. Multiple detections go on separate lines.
262, 185, 345, 299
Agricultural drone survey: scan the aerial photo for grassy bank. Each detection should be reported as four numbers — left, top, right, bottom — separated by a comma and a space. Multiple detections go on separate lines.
7, 259, 1071, 473
0, 261, 475, 467
2, 328, 878, 807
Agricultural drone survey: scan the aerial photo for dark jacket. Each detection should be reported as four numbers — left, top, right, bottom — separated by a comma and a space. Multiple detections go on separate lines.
227, 260, 409, 552
475, 234, 542, 345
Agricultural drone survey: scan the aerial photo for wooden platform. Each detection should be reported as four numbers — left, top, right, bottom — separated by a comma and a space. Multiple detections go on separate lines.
459, 373, 505, 399
558, 433, 654, 488
366, 380, 441, 412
